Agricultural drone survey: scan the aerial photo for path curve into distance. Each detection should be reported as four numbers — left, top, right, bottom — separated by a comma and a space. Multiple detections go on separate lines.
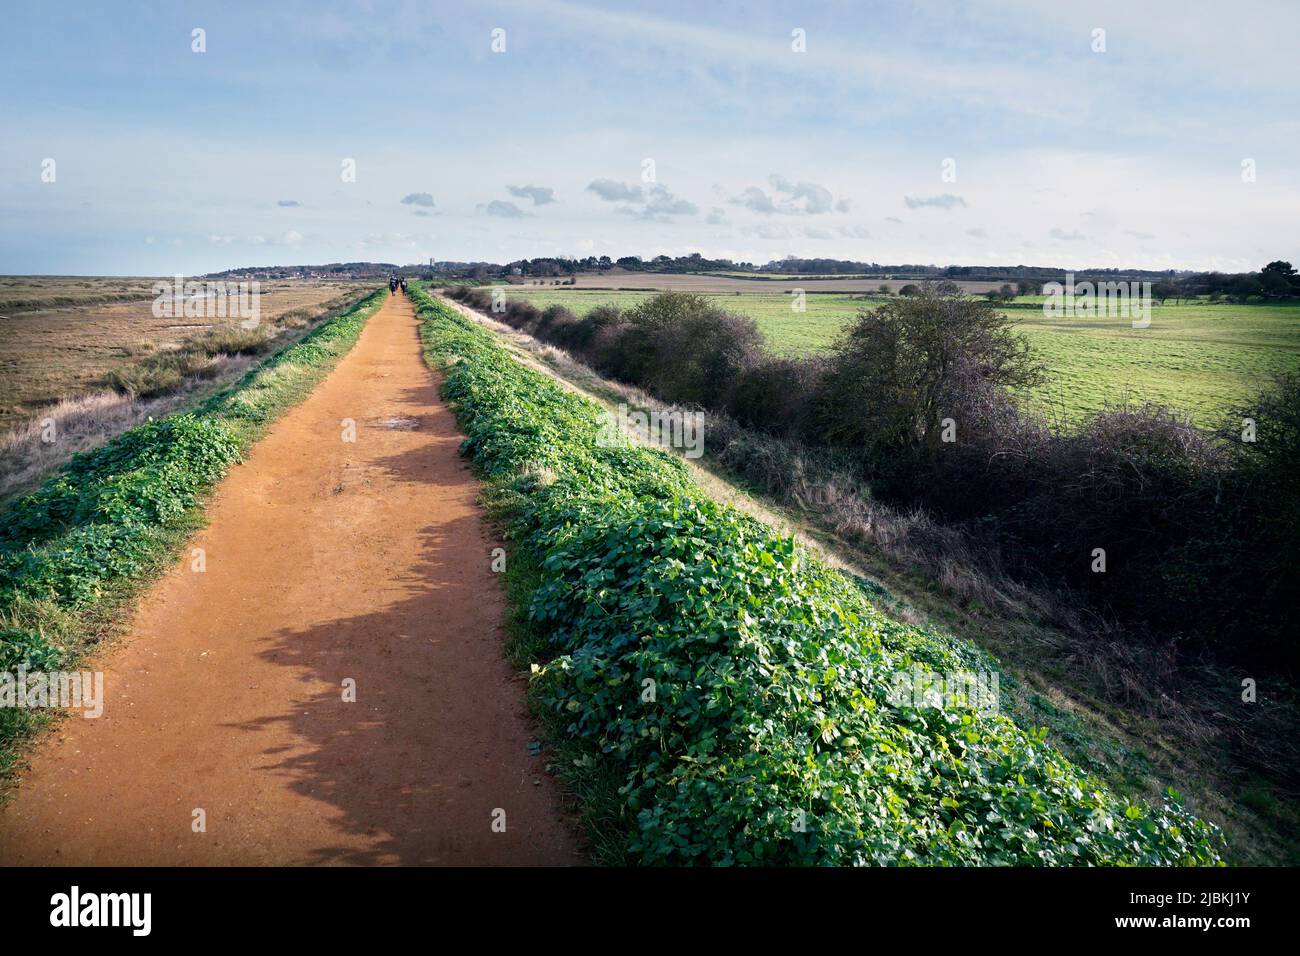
0, 292, 582, 866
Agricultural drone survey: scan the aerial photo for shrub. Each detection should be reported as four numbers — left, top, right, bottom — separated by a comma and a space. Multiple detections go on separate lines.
192, 325, 274, 356
103, 324, 276, 399
728, 354, 825, 436
639, 307, 764, 408
535, 304, 576, 337
584, 318, 638, 378
495, 298, 536, 333
1179, 374, 1300, 667
810, 289, 1042, 474
103, 361, 188, 398
557, 303, 622, 354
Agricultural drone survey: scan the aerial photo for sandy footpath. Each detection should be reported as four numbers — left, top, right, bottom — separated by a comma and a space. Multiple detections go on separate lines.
0, 292, 581, 866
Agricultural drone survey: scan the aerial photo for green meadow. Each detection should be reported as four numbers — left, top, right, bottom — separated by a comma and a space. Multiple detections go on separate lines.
500, 287, 1300, 427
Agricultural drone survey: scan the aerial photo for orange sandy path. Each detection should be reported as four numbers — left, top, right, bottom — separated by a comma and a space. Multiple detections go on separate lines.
0, 292, 582, 865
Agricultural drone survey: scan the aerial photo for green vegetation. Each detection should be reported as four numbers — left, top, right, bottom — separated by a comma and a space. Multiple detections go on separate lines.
0, 289, 386, 776
413, 283, 1223, 866
501, 287, 1300, 427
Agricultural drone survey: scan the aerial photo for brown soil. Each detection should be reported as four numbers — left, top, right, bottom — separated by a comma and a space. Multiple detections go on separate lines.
0, 292, 583, 866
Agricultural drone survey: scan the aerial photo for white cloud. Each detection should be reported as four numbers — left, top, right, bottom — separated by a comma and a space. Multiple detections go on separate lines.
508, 184, 556, 205
590, 179, 697, 220
742, 223, 793, 240
483, 200, 527, 218
731, 175, 842, 215
587, 179, 643, 202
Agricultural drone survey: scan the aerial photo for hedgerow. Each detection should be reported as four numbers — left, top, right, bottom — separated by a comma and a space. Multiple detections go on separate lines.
414, 284, 1224, 866
0, 289, 387, 768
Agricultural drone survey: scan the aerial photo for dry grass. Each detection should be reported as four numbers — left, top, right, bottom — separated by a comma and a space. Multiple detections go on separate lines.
0, 279, 374, 501
0, 276, 159, 313
0, 357, 259, 503
0, 278, 371, 433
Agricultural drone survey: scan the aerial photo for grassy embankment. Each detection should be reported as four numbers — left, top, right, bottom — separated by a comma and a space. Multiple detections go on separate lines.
411, 283, 1223, 866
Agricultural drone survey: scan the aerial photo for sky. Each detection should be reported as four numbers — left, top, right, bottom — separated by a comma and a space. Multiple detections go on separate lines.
1, 0, 1297, 275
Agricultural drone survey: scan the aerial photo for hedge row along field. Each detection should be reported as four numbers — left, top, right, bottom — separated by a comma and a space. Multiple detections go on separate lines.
0, 289, 387, 772
412, 284, 1224, 866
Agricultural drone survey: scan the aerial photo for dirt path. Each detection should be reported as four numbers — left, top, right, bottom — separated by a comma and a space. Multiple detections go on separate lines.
0, 292, 582, 866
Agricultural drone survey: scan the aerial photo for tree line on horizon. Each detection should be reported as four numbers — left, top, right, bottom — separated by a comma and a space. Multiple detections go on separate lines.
205, 257, 1300, 303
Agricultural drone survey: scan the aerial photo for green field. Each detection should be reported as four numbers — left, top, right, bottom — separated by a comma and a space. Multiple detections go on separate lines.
499, 287, 1300, 426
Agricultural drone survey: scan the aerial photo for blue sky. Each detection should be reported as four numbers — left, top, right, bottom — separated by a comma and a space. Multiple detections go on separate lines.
2, 0, 1297, 274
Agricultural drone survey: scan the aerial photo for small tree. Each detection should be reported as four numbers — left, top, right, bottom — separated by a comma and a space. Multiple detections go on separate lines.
1260, 261, 1298, 299
813, 288, 1043, 462
1152, 280, 1178, 304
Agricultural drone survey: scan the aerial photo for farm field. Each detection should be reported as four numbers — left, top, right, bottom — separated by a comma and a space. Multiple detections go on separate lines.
511, 270, 1005, 294
499, 286, 1300, 426
0, 277, 372, 433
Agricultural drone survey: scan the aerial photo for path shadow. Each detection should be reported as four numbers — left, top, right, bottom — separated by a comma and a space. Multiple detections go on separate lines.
220, 375, 580, 865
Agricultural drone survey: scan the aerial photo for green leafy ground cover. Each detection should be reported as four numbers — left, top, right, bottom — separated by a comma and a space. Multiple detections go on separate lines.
412, 284, 1223, 866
